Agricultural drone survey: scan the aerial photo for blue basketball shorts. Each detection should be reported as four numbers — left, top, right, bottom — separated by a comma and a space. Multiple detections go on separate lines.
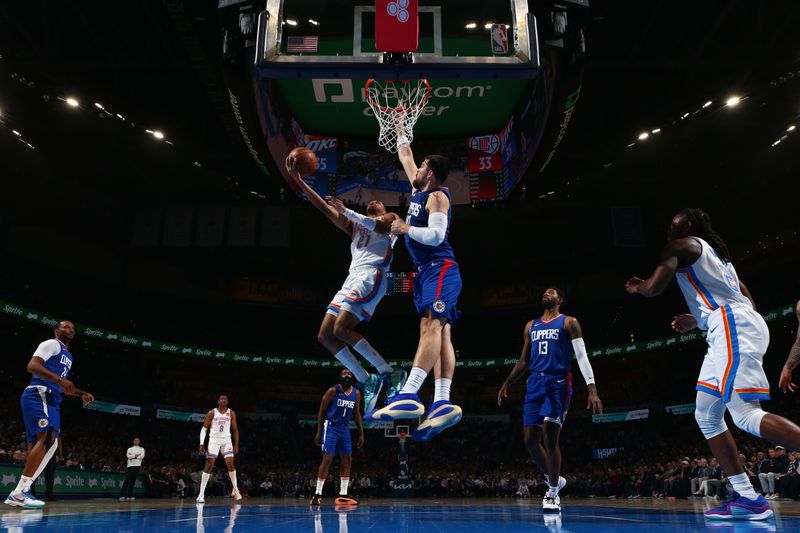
523, 373, 572, 427
413, 259, 462, 324
321, 421, 352, 456
21, 385, 62, 444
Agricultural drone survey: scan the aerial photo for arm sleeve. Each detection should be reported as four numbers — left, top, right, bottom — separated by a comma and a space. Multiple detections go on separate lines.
572, 338, 596, 385
200, 427, 207, 444
33, 339, 61, 362
407, 212, 447, 246
343, 209, 377, 231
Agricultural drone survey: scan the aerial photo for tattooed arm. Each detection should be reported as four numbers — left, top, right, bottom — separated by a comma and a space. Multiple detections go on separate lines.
778, 300, 800, 393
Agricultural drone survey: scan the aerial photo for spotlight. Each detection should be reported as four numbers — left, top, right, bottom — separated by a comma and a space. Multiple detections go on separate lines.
651, 128, 661, 134
285, 19, 298, 26
152, 130, 165, 140
788, 125, 796, 132
638, 132, 649, 140
308, 19, 319, 26
94, 102, 104, 110
725, 96, 740, 107
484, 23, 493, 29
65, 97, 79, 107
12, 130, 20, 136
465, 22, 477, 29
702, 101, 712, 108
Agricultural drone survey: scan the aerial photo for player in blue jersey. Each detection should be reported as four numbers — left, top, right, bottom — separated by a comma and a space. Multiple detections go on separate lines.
5, 321, 94, 509
626, 209, 800, 521
365, 132, 463, 442
311, 368, 364, 506
498, 288, 602, 512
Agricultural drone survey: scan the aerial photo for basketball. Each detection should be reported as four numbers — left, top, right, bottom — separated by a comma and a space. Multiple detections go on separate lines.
289, 147, 318, 177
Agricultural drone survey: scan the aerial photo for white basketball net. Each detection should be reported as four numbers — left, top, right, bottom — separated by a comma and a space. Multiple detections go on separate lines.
365, 79, 432, 153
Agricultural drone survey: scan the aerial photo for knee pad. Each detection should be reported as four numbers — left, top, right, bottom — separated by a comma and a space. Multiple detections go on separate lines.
694, 393, 728, 439
727, 396, 767, 437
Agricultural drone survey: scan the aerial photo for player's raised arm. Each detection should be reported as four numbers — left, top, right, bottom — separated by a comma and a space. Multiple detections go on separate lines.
498, 320, 534, 406
230, 410, 240, 455
565, 317, 603, 414
314, 387, 337, 447
395, 106, 418, 186
286, 155, 352, 236
625, 238, 699, 297
354, 389, 365, 448
199, 410, 213, 454
327, 196, 399, 234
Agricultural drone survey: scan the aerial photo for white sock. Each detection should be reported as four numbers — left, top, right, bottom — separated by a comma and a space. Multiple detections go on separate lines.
199, 472, 210, 496
399, 367, 427, 394
14, 475, 34, 494
340, 478, 349, 495
316, 478, 325, 495
229, 470, 238, 490
434, 378, 452, 403
729, 472, 758, 499
353, 338, 392, 374
334, 347, 370, 383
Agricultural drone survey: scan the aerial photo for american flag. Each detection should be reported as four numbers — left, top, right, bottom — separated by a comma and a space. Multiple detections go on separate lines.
287, 36, 318, 53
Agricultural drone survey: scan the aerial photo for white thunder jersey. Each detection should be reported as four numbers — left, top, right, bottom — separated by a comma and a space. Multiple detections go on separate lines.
348, 222, 394, 271
209, 408, 232, 440
675, 237, 751, 330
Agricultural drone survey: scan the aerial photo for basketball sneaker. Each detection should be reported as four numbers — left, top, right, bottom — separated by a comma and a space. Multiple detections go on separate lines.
232, 488, 242, 501
544, 475, 567, 494
704, 492, 773, 521
196, 494, 205, 504
365, 392, 424, 421
309, 494, 322, 506
334, 495, 359, 505
543, 490, 561, 512
381, 369, 407, 401
410, 400, 462, 442
4, 491, 44, 509
362, 374, 384, 413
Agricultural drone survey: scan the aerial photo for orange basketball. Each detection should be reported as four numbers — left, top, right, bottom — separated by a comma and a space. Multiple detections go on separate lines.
289, 146, 318, 177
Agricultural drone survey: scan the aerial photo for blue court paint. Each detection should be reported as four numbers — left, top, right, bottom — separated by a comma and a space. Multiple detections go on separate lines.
1, 502, 798, 532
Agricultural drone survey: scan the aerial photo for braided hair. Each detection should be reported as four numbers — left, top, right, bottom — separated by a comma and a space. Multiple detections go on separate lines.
680, 208, 731, 264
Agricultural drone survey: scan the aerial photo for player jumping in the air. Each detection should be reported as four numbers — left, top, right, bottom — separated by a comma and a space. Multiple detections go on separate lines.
367, 128, 463, 442
286, 156, 406, 412
196, 394, 241, 503
498, 287, 603, 512
5, 320, 94, 509
626, 208, 800, 521
310, 368, 364, 506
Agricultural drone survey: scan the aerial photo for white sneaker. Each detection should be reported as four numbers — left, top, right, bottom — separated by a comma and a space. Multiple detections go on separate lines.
232, 488, 242, 501
4, 491, 44, 509
196, 494, 205, 504
543, 490, 561, 512
130, 497, 135, 501
119, 497, 127, 501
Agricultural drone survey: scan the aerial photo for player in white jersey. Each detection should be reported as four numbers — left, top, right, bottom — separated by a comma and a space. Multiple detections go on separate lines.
196, 394, 241, 503
626, 208, 800, 521
286, 156, 406, 412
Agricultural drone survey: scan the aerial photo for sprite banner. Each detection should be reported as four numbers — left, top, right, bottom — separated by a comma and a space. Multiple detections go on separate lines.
1, 299, 794, 369
0, 465, 145, 497
665, 403, 696, 415
156, 409, 207, 422
592, 409, 650, 423
83, 400, 141, 416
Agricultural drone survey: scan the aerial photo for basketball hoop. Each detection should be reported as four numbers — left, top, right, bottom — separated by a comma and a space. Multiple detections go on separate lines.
365, 79, 432, 153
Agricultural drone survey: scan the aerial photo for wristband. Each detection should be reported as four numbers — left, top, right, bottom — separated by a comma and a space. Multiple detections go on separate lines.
397, 135, 410, 147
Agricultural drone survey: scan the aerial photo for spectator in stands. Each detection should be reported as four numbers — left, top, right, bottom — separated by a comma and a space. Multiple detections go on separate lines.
691, 457, 710, 496
759, 447, 785, 499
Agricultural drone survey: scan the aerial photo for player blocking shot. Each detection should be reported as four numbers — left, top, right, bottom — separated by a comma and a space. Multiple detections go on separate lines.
366, 126, 463, 442
286, 155, 406, 412
626, 208, 800, 521
196, 394, 241, 503
310, 369, 364, 506
498, 288, 602, 512
5, 320, 94, 509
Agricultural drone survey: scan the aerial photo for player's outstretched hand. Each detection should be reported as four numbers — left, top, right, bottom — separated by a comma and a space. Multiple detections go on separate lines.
81, 392, 94, 406
314, 432, 321, 447
497, 383, 509, 406
199, 445, 205, 455
624, 277, 644, 294
285, 155, 300, 181
779, 366, 798, 394
390, 218, 410, 235
59, 378, 76, 395
326, 196, 346, 213
357, 433, 365, 448
587, 388, 603, 414
671, 313, 698, 333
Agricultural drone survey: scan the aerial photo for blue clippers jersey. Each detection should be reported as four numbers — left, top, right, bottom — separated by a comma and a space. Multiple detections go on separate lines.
30, 340, 73, 396
404, 187, 456, 267
325, 385, 357, 428
528, 315, 573, 375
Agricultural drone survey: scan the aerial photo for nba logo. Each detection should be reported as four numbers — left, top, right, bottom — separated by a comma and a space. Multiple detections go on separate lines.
491, 24, 508, 54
